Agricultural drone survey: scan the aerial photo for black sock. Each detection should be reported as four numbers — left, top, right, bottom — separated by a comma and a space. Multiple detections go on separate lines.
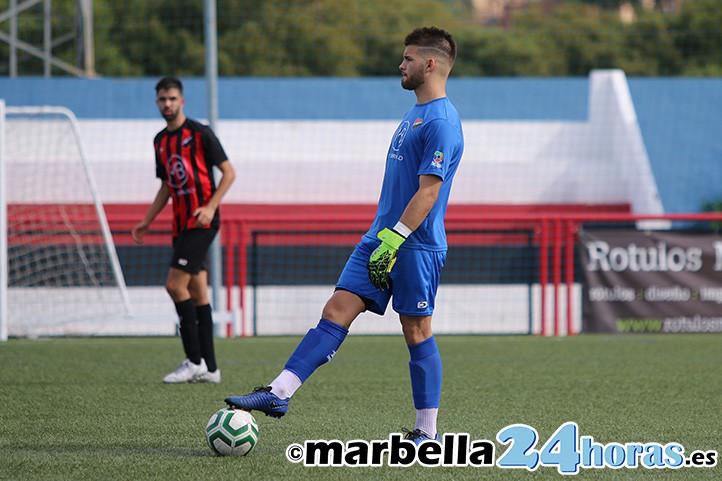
196, 304, 217, 372
175, 299, 201, 364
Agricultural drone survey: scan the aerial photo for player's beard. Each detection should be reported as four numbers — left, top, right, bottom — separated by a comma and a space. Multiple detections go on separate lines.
161, 108, 179, 122
401, 69, 425, 91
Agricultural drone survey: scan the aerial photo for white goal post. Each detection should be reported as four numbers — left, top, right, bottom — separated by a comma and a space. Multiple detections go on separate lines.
0, 101, 132, 340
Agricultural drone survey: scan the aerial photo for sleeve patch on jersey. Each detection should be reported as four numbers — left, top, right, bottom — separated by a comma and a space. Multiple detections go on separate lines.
431, 150, 444, 168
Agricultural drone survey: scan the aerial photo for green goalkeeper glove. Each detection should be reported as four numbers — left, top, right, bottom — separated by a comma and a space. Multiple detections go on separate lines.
367, 227, 407, 290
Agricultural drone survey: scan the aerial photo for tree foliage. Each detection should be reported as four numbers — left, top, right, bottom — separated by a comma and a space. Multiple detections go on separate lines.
1, 0, 721, 77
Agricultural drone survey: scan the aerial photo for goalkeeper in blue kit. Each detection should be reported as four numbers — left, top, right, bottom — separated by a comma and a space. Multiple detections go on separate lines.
226, 26, 464, 444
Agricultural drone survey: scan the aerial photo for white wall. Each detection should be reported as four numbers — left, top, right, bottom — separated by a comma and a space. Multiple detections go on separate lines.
6, 284, 581, 337
77, 71, 661, 214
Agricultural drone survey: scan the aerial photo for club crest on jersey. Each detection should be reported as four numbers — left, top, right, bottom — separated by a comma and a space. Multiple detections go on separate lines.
412, 117, 423, 129
431, 150, 444, 168
391, 120, 410, 152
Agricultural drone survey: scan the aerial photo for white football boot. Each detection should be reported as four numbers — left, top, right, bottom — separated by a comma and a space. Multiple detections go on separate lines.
163, 358, 208, 383
192, 369, 221, 384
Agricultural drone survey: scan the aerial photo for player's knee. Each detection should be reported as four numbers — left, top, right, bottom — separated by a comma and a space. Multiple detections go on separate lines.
165, 283, 178, 299
165, 280, 186, 302
321, 301, 343, 325
400, 315, 433, 345
320, 290, 365, 328
321, 301, 354, 329
188, 285, 207, 304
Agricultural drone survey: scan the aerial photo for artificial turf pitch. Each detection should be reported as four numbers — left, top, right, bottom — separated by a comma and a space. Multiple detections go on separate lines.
0, 334, 719, 480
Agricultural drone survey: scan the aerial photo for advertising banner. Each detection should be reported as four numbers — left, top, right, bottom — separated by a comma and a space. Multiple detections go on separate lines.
580, 229, 722, 333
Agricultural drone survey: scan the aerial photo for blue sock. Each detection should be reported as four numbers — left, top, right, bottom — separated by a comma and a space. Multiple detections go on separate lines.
408, 336, 442, 409
284, 318, 348, 382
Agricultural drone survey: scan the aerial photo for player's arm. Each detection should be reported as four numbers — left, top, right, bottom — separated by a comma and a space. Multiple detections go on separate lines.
131, 182, 171, 244
398, 174, 443, 231
193, 160, 236, 227
368, 175, 442, 289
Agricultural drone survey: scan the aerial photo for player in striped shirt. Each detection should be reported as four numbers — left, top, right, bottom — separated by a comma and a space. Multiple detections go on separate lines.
132, 77, 235, 384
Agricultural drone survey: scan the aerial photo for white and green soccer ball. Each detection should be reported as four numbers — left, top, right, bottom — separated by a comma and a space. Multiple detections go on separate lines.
205, 408, 259, 456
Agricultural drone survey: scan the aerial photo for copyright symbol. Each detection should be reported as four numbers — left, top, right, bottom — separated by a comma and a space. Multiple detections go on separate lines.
286, 443, 304, 463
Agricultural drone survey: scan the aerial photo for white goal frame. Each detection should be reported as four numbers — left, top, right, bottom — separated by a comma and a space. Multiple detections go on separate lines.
0, 101, 7, 341
0, 101, 132, 340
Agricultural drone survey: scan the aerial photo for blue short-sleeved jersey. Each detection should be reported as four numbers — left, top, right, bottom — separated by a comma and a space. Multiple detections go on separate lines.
365, 97, 464, 251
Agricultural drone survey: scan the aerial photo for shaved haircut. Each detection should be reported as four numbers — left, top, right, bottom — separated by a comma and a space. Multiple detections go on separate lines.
404, 27, 456, 65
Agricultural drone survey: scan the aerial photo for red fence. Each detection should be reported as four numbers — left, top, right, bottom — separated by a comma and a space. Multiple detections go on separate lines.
11, 202, 722, 337
199, 203, 633, 337
212, 206, 721, 337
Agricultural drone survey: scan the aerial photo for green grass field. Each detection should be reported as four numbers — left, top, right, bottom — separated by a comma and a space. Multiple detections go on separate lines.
0, 334, 720, 480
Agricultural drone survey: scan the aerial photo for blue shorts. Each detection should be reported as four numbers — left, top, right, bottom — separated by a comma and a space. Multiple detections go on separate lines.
336, 237, 446, 317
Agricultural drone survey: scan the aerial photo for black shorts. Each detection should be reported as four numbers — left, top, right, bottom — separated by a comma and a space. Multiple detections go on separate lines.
171, 228, 219, 274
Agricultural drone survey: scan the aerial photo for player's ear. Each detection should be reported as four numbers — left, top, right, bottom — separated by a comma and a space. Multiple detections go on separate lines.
426, 56, 436, 73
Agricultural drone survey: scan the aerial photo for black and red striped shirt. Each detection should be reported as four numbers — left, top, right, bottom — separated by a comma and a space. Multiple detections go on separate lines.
154, 118, 228, 236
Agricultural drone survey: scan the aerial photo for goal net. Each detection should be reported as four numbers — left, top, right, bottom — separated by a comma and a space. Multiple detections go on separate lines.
0, 102, 132, 339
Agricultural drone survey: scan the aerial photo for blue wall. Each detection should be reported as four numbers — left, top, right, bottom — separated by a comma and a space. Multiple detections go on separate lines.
628, 79, 722, 214
0, 77, 589, 120
1, 76, 720, 213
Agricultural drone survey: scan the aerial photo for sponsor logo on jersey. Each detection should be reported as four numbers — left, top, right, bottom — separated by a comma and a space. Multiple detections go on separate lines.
431, 151, 444, 168
167, 154, 197, 195
412, 117, 423, 129
182, 136, 193, 146
167, 154, 188, 188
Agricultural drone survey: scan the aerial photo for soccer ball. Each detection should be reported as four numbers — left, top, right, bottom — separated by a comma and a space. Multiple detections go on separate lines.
205, 408, 259, 456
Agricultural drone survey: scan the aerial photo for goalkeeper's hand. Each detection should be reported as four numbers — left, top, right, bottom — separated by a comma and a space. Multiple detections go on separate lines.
367, 228, 407, 290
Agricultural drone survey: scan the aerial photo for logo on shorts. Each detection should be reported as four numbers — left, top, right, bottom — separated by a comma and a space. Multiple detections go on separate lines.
177, 258, 189, 266
417, 301, 428, 309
